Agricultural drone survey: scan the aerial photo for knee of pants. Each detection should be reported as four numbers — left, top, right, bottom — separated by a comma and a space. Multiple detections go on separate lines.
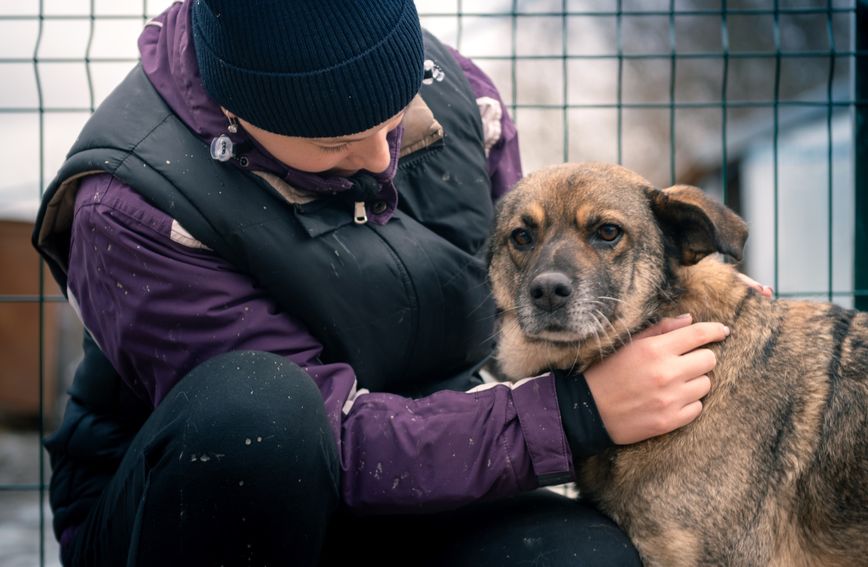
114, 353, 342, 567
154, 350, 341, 491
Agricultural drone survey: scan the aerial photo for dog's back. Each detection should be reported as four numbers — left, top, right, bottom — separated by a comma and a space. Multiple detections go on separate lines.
781, 301, 868, 566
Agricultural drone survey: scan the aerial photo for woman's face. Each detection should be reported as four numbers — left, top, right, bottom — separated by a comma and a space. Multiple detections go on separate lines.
234, 111, 405, 177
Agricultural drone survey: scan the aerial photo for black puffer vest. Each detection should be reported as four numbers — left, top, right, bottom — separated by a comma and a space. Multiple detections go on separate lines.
34, 32, 496, 540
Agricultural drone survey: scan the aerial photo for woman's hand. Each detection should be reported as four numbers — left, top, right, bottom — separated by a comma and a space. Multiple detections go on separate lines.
583, 315, 729, 445
737, 273, 774, 298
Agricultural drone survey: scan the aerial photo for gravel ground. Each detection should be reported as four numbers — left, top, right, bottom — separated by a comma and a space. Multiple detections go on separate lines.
0, 427, 61, 567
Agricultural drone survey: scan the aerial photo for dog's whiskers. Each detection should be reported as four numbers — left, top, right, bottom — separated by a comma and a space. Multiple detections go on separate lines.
593, 308, 617, 335
587, 312, 607, 365
468, 290, 496, 316
594, 306, 633, 345
484, 315, 520, 345
595, 296, 633, 342
592, 308, 628, 350
612, 316, 634, 345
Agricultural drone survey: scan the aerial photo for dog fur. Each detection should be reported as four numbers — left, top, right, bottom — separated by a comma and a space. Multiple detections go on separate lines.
488, 163, 868, 566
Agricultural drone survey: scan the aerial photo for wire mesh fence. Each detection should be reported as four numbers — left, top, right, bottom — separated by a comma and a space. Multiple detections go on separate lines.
0, 0, 864, 565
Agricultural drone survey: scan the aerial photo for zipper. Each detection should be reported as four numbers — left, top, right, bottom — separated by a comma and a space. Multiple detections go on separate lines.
354, 201, 368, 224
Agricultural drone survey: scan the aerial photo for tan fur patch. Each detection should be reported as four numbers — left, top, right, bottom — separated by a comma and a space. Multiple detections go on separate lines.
525, 201, 546, 229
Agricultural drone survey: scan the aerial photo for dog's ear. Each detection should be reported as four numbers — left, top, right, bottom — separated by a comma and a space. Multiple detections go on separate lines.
647, 185, 748, 265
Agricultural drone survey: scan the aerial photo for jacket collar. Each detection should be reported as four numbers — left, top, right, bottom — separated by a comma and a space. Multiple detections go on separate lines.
139, 1, 446, 223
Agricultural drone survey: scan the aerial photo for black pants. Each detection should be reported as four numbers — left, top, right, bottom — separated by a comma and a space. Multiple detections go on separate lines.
64, 351, 641, 567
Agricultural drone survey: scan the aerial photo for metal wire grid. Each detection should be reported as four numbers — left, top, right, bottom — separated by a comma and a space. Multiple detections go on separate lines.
0, 1, 865, 565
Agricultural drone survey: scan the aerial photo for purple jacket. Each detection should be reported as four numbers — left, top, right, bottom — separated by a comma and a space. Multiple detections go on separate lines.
66, 1, 575, 515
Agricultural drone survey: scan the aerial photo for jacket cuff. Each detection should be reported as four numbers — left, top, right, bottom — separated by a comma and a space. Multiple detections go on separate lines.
553, 370, 614, 458
510, 373, 575, 486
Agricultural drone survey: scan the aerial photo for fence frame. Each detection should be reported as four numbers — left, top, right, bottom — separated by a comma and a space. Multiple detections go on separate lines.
0, 1, 864, 564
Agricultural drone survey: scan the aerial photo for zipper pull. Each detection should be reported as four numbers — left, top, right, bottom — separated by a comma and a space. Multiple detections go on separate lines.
354, 201, 368, 225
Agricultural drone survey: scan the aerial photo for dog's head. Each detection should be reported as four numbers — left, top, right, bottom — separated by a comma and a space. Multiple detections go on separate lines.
488, 162, 748, 379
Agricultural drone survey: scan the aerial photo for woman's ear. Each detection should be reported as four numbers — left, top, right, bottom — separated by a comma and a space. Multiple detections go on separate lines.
647, 185, 748, 265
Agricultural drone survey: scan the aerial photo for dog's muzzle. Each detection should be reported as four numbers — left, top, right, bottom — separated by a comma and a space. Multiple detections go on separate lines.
529, 271, 572, 312
518, 269, 614, 343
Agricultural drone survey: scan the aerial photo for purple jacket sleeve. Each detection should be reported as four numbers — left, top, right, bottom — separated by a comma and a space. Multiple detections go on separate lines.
67, 174, 575, 514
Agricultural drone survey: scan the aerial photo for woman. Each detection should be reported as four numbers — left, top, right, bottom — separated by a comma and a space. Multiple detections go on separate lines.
34, 1, 736, 565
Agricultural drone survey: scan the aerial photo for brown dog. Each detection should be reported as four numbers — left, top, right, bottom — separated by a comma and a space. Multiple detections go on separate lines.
489, 162, 868, 566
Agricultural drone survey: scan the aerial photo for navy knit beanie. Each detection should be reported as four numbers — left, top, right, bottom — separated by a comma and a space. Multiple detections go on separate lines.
191, 0, 425, 137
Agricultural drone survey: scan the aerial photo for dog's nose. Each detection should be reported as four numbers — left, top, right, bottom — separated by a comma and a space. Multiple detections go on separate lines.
529, 272, 572, 312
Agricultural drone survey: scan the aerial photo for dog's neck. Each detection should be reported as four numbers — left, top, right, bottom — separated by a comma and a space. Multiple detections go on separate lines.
662, 256, 752, 327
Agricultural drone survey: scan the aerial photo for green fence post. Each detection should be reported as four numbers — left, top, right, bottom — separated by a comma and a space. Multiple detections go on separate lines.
857, 0, 868, 310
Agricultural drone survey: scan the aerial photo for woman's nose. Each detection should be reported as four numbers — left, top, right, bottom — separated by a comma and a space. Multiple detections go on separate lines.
352, 132, 391, 173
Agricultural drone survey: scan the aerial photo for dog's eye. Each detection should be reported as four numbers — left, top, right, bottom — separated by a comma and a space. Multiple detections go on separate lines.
510, 228, 534, 249
596, 224, 622, 243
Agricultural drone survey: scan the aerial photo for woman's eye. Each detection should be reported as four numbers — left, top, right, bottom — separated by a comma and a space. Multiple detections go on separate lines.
319, 143, 349, 154
596, 224, 622, 242
510, 228, 534, 249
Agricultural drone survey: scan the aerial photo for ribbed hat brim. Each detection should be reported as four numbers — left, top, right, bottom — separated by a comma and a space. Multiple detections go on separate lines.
192, 0, 425, 137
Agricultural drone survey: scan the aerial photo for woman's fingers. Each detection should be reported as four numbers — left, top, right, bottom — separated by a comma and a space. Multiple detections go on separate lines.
737, 272, 774, 298
585, 319, 727, 445
674, 400, 704, 429
633, 314, 693, 340
676, 348, 717, 382
652, 322, 730, 356
681, 374, 712, 404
